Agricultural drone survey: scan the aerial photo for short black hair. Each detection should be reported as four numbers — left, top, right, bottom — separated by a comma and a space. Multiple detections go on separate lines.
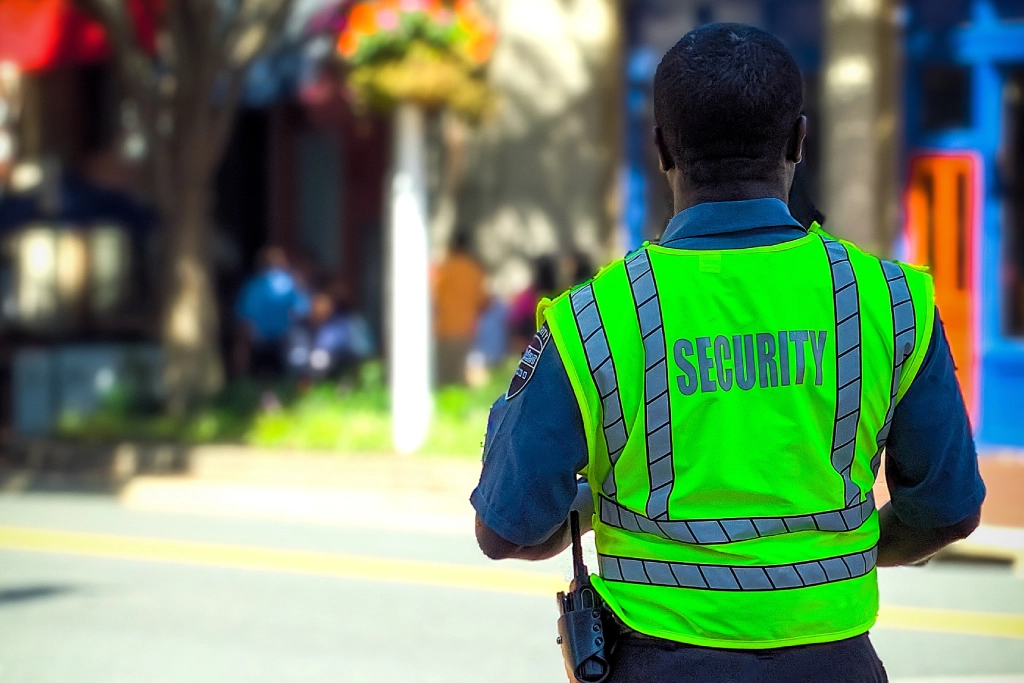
653, 23, 803, 184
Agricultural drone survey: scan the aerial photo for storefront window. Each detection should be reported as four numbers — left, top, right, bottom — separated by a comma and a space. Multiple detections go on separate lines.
10, 223, 133, 331
15, 226, 61, 326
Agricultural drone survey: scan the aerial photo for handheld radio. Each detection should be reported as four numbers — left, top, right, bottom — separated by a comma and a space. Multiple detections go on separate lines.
556, 511, 614, 682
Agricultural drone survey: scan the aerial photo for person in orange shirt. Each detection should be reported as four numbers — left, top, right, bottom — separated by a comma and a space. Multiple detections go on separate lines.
433, 231, 489, 385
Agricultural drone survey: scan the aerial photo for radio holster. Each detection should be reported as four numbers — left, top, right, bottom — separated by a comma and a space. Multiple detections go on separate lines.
556, 511, 617, 682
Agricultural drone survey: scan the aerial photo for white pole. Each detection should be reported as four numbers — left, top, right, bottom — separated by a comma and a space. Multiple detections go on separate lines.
388, 103, 433, 453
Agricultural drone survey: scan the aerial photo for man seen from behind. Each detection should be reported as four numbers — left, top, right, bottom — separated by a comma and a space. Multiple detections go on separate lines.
472, 24, 985, 682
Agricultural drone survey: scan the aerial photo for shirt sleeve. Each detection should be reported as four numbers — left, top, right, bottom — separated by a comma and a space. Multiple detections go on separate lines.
470, 331, 589, 546
884, 311, 986, 528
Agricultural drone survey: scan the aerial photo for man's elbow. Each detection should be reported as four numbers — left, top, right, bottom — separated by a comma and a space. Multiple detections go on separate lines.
944, 508, 982, 544
475, 515, 520, 560
925, 508, 983, 558
479, 536, 517, 561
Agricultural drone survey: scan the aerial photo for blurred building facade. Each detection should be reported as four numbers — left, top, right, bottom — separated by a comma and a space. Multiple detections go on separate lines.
2, 0, 1024, 449
0, 0, 392, 436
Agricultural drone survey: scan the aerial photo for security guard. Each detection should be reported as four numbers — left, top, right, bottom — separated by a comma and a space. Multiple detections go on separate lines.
472, 24, 986, 682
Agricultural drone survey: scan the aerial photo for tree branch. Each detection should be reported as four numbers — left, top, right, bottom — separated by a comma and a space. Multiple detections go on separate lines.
223, 0, 294, 70
208, 0, 295, 158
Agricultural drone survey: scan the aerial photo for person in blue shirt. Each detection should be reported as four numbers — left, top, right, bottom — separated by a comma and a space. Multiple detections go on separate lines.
472, 23, 985, 683
234, 246, 311, 377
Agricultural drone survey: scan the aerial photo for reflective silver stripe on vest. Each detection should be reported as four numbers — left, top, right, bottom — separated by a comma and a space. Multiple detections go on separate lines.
598, 546, 877, 591
598, 490, 876, 544
624, 249, 674, 521
872, 262, 917, 477
823, 238, 864, 508
571, 284, 628, 498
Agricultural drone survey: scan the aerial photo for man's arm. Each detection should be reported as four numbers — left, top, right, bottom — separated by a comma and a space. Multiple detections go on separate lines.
877, 313, 986, 566
877, 502, 979, 567
477, 481, 593, 561
470, 325, 591, 561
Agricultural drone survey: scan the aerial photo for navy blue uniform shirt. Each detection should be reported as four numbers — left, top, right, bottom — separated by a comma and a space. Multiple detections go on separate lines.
471, 198, 986, 547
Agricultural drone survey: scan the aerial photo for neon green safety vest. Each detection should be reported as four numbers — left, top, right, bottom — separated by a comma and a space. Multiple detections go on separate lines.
539, 227, 934, 649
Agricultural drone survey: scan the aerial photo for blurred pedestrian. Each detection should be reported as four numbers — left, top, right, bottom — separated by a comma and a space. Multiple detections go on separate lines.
286, 285, 375, 383
467, 297, 510, 386
433, 231, 489, 385
507, 256, 557, 354
475, 301, 509, 365
233, 246, 310, 377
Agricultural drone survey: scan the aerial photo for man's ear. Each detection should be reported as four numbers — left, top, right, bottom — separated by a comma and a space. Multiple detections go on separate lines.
787, 115, 807, 164
654, 126, 675, 172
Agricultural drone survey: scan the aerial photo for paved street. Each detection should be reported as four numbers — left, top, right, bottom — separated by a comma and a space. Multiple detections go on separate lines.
0, 491, 1022, 683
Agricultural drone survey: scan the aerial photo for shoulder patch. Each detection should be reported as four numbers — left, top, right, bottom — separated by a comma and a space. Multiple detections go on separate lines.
506, 323, 552, 400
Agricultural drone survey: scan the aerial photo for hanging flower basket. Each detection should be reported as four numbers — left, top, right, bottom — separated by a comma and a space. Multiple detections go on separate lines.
336, 0, 497, 121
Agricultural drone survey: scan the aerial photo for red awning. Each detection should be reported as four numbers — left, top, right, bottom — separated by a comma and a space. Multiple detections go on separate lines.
0, 0, 155, 72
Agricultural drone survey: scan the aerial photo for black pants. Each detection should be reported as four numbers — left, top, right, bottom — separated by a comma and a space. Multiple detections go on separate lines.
607, 632, 888, 683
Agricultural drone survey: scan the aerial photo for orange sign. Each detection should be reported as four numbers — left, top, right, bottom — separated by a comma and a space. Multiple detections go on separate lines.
904, 153, 979, 412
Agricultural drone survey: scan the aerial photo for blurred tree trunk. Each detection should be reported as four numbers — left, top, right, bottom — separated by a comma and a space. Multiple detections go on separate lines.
75, 0, 293, 415
159, 141, 221, 415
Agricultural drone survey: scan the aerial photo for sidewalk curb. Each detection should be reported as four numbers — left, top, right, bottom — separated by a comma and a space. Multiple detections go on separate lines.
3, 441, 1022, 571
0, 441, 482, 494
182, 446, 482, 495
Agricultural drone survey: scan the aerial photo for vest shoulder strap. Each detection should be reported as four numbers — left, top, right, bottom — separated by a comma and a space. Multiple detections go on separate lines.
837, 237, 936, 403
537, 258, 633, 480
893, 261, 936, 402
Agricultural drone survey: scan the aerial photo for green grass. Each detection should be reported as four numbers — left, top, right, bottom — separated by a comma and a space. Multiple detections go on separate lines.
56, 360, 513, 457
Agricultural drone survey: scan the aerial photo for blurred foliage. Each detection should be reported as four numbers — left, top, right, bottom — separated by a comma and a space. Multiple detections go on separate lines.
56, 359, 516, 457
57, 378, 287, 445
336, 0, 497, 121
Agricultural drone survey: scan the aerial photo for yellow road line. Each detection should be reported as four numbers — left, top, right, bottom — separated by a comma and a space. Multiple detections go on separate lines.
0, 525, 563, 597
1, 525, 1023, 641
877, 604, 1024, 641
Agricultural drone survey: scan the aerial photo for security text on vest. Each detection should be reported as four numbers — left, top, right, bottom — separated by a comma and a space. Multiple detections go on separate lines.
673, 331, 828, 395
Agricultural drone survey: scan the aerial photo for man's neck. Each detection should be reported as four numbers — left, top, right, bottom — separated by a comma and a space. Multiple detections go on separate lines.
672, 178, 789, 215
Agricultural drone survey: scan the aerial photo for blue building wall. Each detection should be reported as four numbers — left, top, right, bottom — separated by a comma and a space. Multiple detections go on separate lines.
904, 0, 1024, 447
